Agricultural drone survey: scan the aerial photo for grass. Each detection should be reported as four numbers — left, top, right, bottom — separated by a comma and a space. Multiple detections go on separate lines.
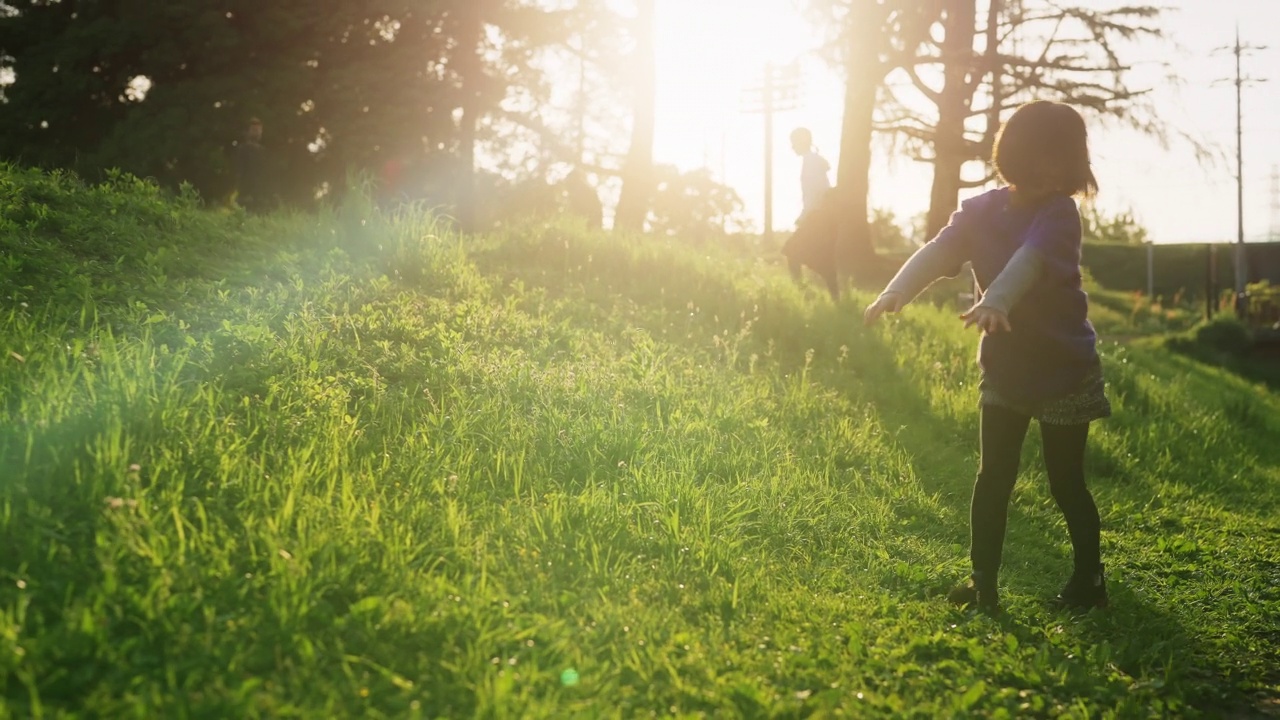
1, 164, 1278, 718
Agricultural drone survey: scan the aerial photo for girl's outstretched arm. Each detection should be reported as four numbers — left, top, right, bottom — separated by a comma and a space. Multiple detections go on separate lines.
865, 193, 985, 326
865, 241, 967, 326
881, 240, 969, 302
972, 243, 1045, 316
960, 242, 1045, 334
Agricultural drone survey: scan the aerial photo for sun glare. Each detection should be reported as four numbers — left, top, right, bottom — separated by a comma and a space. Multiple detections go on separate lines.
651, 0, 926, 235
654, 0, 844, 230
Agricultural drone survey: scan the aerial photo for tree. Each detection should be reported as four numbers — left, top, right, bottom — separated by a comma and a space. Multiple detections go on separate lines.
612, 0, 656, 232
804, 0, 942, 275
0, 0, 577, 217
646, 165, 753, 241
465, 0, 631, 228
0, 1, 468, 204
1081, 206, 1149, 246
446, 0, 584, 231
920, 0, 977, 238
879, 1, 1168, 237
452, 1, 487, 232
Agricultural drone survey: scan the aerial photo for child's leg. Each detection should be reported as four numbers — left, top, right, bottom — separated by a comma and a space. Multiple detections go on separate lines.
820, 268, 840, 302
1040, 422, 1100, 573
970, 403, 1033, 576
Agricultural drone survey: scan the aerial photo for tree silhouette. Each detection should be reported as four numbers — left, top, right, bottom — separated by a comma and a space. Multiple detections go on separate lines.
0, 0, 575, 218
613, 0, 656, 233
879, 1, 1169, 236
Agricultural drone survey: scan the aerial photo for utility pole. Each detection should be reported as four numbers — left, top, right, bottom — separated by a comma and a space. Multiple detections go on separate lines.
1214, 25, 1267, 315
741, 61, 801, 243
1269, 163, 1279, 242
575, 38, 587, 166
764, 63, 774, 243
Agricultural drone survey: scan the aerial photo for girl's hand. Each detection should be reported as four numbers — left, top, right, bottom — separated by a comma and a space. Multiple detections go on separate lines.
863, 292, 905, 327
960, 305, 1012, 334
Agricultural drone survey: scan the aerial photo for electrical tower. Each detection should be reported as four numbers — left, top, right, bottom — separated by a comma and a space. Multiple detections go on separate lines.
1214, 25, 1268, 304
741, 61, 802, 243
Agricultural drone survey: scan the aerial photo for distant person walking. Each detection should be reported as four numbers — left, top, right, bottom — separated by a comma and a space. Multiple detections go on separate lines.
864, 101, 1112, 615
782, 190, 841, 300
236, 117, 268, 213
790, 127, 831, 223
782, 127, 839, 299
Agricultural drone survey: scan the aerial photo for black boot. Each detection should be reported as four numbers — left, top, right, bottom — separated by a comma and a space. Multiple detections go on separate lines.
1054, 564, 1108, 610
947, 571, 999, 614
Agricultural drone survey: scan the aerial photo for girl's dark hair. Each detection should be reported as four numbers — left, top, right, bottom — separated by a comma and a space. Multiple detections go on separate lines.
993, 101, 1098, 199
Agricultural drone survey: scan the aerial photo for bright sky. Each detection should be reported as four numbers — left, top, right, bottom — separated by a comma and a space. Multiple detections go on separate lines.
652, 0, 1280, 244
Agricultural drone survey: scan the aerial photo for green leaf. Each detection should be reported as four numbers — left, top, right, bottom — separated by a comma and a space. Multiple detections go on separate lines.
958, 681, 987, 711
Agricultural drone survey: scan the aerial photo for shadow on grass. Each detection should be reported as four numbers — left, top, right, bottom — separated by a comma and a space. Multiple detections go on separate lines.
1104, 349, 1280, 521
843, 330, 1275, 714
468, 232, 1272, 715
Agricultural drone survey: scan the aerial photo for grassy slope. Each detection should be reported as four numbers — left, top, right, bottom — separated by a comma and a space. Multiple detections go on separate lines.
1, 166, 1277, 718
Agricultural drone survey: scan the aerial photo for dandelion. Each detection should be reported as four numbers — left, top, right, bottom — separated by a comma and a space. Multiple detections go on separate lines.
16, 579, 26, 590
128, 463, 141, 473
105, 497, 125, 510
359, 687, 369, 698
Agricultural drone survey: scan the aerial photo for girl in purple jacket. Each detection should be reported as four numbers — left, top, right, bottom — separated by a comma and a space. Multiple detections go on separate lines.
864, 101, 1111, 614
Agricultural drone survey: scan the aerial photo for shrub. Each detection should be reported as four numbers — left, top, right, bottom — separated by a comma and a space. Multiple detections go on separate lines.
1165, 316, 1254, 362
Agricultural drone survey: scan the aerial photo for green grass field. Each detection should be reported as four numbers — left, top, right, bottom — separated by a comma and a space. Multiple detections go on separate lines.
2, 166, 1278, 718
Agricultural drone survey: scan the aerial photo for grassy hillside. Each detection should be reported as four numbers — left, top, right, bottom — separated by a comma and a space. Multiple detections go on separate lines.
1, 165, 1278, 718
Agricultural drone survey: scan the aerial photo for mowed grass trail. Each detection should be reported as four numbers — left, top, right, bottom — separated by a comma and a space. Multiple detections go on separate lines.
1, 166, 1278, 718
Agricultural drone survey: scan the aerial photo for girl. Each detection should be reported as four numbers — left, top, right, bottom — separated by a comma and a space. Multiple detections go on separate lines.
863, 101, 1111, 614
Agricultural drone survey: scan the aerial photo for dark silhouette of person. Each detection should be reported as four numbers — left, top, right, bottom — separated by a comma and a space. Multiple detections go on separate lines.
782, 187, 841, 301
790, 127, 832, 224
236, 118, 268, 213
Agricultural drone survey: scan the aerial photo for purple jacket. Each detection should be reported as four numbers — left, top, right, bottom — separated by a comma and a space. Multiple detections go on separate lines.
933, 187, 1100, 404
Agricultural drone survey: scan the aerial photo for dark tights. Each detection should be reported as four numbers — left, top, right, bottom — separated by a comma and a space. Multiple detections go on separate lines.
971, 403, 1101, 577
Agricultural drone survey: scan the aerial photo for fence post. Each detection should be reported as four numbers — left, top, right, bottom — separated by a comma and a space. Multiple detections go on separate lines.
1152, 240, 1162, 297
1206, 243, 1217, 320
